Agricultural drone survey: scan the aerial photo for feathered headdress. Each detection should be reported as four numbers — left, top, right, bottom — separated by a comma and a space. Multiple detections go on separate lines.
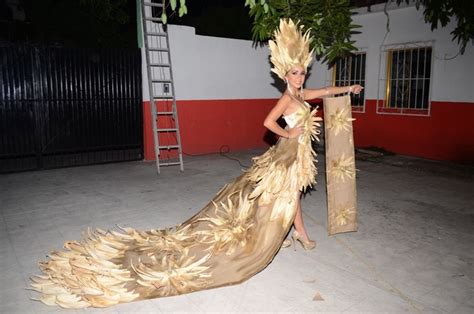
269, 19, 314, 80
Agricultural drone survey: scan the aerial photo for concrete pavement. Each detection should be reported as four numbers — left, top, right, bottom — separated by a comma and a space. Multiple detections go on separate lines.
1, 149, 473, 313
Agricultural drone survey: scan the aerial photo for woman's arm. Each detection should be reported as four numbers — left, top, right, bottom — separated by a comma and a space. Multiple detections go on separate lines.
304, 85, 363, 100
263, 95, 303, 139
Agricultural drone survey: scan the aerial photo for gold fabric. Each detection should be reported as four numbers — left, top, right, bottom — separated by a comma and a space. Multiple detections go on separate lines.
31, 101, 322, 309
268, 19, 314, 79
323, 95, 358, 235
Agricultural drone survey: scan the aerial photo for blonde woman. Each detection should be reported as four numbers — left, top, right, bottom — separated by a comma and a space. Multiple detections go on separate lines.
264, 64, 362, 249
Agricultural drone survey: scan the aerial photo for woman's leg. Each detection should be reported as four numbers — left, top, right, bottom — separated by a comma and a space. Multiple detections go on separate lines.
293, 193, 312, 241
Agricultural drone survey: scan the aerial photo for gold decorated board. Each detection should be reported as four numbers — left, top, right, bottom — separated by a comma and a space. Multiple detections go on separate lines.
323, 95, 358, 235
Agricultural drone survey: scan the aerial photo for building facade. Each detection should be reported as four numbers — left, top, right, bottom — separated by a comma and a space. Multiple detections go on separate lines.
141, 3, 474, 163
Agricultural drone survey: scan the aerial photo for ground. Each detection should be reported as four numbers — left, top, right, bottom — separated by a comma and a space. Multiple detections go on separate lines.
0, 149, 473, 313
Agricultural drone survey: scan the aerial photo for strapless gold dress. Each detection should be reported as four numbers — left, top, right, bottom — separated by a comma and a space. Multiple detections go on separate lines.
31, 100, 322, 308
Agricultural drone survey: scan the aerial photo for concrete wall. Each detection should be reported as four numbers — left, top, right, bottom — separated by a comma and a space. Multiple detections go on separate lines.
345, 4, 474, 162
141, 24, 284, 160
141, 4, 474, 162
168, 26, 283, 100
349, 4, 474, 103
142, 25, 283, 101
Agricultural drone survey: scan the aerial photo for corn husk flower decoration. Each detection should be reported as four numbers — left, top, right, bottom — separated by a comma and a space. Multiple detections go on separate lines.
198, 192, 255, 256
327, 107, 355, 136
328, 154, 355, 183
335, 206, 355, 226
30, 228, 139, 308
132, 250, 211, 297
269, 19, 314, 80
132, 225, 197, 257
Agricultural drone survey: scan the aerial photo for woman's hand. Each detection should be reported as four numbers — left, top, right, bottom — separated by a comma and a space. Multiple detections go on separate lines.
287, 126, 304, 139
349, 85, 364, 94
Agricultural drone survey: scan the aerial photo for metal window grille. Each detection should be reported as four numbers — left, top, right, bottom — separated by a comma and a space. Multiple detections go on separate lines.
377, 41, 433, 116
387, 47, 432, 109
333, 52, 366, 109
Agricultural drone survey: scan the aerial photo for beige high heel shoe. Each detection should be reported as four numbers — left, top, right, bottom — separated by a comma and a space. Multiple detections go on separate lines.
281, 239, 292, 248
291, 231, 316, 250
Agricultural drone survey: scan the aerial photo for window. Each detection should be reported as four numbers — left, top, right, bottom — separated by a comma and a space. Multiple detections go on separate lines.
386, 47, 432, 110
333, 52, 366, 111
377, 42, 433, 115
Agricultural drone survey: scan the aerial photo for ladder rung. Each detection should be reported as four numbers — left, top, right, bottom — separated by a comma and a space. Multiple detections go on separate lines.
145, 32, 167, 37
159, 145, 180, 149
150, 63, 170, 67
157, 128, 177, 132
160, 162, 182, 166
148, 48, 169, 52
142, 1, 183, 174
151, 79, 172, 83
144, 2, 163, 7
144, 17, 163, 22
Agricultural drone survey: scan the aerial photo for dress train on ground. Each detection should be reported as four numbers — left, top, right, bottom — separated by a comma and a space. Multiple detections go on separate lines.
31, 101, 321, 308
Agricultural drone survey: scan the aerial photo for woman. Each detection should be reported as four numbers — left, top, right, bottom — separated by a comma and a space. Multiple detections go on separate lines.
31, 19, 361, 308
263, 64, 363, 249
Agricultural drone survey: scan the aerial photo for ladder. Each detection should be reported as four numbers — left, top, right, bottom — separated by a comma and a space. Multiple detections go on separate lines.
140, 1, 184, 173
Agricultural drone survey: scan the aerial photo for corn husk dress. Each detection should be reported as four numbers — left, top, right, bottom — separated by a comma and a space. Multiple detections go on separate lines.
31, 100, 322, 308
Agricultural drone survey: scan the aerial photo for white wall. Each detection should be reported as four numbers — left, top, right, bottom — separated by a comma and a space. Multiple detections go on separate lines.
308, 4, 474, 103
142, 25, 283, 101
142, 4, 473, 103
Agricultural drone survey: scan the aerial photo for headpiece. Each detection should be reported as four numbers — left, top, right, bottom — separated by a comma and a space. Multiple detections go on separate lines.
268, 19, 314, 80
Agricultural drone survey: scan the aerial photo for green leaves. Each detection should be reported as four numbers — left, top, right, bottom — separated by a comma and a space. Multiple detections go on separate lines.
170, 0, 177, 10
247, 0, 359, 64
396, 0, 473, 54
178, 0, 188, 17
160, 0, 188, 24
178, 5, 188, 17
245, 0, 257, 7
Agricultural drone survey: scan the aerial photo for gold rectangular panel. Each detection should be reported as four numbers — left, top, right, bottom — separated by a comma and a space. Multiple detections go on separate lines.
323, 95, 358, 235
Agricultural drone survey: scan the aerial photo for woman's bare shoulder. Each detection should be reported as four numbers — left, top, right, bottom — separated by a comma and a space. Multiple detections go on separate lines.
273, 93, 292, 109
278, 93, 292, 104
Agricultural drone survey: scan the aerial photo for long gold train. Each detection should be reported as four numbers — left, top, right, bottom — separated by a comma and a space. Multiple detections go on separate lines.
30, 102, 322, 308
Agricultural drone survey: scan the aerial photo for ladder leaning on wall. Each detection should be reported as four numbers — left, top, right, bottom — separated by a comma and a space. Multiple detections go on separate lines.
140, 1, 184, 173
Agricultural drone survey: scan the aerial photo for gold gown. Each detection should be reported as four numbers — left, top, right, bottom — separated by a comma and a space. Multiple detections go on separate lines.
31, 100, 322, 308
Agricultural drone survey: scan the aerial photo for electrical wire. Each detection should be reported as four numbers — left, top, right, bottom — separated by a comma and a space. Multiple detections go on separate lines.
160, 124, 251, 169
181, 145, 250, 169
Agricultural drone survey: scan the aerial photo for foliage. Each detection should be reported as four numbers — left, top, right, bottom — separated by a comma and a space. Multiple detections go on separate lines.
160, 0, 188, 24
244, 0, 360, 64
397, 0, 473, 54
160, 0, 360, 63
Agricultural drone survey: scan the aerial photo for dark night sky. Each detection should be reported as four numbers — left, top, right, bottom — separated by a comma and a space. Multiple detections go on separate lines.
0, 0, 383, 47
0, 0, 253, 46
168, 0, 253, 40
0, 0, 139, 47
170, 0, 386, 40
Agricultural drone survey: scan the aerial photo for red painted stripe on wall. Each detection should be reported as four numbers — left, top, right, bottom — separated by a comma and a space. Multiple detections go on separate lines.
352, 100, 474, 163
144, 99, 474, 163
143, 99, 277, 161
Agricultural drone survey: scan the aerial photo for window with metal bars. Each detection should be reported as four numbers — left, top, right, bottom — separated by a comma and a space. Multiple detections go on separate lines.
385, 47, 432, 110
333, 52, 366, 109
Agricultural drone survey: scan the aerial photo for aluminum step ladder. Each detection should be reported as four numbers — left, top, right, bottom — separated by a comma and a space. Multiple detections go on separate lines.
140, 1, 184, 173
